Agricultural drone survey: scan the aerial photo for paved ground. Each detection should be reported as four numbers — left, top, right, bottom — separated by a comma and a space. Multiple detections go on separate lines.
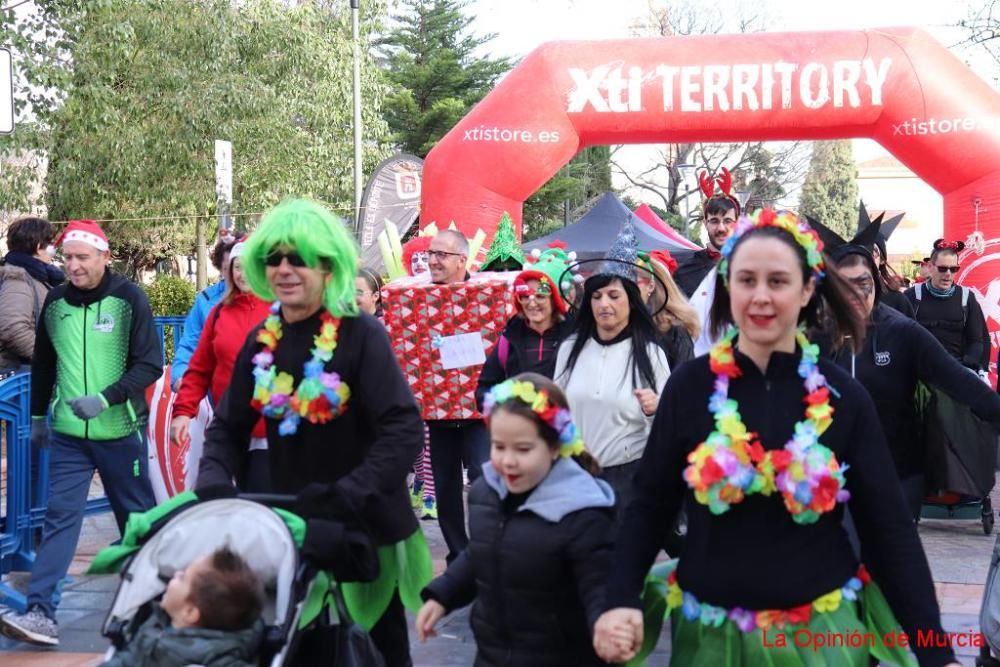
1, 477, 998, 665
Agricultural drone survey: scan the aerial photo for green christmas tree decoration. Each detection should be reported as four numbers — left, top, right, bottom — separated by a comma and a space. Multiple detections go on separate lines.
480, 212, 525, 271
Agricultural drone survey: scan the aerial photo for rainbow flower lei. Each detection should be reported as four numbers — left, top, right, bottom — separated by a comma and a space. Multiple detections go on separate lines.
682, 326, 850, 524
663, 559, 872, 633
251, 301, 351, 436
718, 209, 826, 286
483, 379, 585, 458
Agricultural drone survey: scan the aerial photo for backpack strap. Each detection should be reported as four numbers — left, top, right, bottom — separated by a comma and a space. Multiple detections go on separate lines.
497, 334, 509, 373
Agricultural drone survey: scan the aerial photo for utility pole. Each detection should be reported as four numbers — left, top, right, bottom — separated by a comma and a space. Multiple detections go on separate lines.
212, 139, 233, 290
351, 0, 363, 232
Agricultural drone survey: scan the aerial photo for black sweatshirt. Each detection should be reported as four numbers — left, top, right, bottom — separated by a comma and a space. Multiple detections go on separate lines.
905, 285, 989, 370
604, 347, 954, 667
197, 310, 423, 545
474, 315, 575, 410
829, 304, 1000, 478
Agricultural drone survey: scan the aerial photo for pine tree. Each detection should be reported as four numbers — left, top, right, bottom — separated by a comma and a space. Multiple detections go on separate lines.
378, 0, 510, 156
798, 141, 858, 238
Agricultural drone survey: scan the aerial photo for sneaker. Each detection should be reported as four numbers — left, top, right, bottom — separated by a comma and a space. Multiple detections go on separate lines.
410, 479, 425, 510
0, 605, 59, 646
421, 497, 438, 521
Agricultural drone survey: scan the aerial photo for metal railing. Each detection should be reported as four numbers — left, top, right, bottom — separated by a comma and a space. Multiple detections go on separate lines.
0, 315, 186, 611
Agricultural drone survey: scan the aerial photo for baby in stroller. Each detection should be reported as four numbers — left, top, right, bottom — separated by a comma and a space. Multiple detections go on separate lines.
101, 546, 265, 667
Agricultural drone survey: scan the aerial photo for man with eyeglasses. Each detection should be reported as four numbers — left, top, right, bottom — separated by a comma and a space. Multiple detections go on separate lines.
673, 195, 739, 298
424, 229, 490, 564
904, 239, 990, 372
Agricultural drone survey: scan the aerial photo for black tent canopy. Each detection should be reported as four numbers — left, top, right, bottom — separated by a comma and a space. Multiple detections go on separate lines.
523, 192, 698, 263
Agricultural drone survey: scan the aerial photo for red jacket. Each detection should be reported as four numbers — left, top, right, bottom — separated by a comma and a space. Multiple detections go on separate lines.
173, 291, 270, 438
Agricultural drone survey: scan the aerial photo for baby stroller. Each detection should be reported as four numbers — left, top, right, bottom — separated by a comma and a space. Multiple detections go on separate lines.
918, 385, 996, 535
96, 493, 384, 666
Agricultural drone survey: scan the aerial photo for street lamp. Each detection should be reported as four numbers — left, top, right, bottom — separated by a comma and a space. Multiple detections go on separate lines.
674, 162, 696, 239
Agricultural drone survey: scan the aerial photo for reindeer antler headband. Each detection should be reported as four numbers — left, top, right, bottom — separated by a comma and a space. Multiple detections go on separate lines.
699, 167, 741, 217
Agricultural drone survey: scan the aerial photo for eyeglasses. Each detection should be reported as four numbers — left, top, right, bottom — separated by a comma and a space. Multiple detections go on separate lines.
935, 265, 960, 274
427, 249, 464, 261
515, 283, 552, 302
265, 250, 308, 268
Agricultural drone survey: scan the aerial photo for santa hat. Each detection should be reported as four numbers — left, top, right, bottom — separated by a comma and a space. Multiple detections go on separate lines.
57, 219, 109, 252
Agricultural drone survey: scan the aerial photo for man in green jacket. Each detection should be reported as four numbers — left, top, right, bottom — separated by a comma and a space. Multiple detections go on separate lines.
0, 219, 160, 646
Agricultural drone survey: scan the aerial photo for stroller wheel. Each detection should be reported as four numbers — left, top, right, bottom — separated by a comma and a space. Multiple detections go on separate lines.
982, 498, 995, 535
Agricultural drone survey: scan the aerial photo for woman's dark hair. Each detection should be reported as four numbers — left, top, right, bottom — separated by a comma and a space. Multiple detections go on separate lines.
490, 372, 601, 475
210, 236, 241, 271
356, 268, 383, 317
7, 217, 55, 255
873, 237, 904, 291
561, 274, 661, 390
709, 226, 865, 351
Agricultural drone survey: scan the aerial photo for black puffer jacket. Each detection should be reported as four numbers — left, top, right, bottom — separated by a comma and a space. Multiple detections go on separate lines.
423, 458, 615, 666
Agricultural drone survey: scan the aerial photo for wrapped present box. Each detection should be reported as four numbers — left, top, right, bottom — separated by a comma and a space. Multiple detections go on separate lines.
383, 273, 516, 420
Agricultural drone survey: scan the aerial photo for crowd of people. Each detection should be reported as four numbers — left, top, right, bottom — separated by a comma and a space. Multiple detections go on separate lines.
0, 179, 995, 667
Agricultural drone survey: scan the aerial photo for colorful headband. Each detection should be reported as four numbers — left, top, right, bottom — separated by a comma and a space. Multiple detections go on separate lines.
718, 209, 826, 286
699, 167, 741, 216
932, 238, 965, 253
482, 379, 585, 458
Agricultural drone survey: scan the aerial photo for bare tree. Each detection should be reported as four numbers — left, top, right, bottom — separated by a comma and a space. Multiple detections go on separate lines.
957, 0, 1000, 65
611, 0, 812, 239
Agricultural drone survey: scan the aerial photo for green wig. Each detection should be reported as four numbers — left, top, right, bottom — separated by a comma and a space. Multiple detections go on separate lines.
243, 198, 359, 318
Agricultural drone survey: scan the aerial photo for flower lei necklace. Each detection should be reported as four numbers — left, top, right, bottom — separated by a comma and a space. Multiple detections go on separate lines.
682, 326, 850, 524
251, 301, 351, 435
483, 379, 585, 458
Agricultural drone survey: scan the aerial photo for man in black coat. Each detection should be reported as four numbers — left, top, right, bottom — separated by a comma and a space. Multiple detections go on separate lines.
673, 196, 738, 298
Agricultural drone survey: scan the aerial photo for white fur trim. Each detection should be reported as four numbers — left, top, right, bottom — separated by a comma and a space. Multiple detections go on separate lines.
62, 230, 108, 252
530, 248, 541, 259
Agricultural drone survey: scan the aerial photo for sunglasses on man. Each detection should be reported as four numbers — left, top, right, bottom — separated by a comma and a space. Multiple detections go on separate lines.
265, 250, 308, 267
935, 265, 960, 274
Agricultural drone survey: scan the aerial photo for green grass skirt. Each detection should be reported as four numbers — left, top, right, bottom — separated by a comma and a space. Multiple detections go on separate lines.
633, 561, 918, 667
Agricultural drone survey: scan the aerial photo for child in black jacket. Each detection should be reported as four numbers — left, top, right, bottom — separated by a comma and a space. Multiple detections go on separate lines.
416, 372, 615, 666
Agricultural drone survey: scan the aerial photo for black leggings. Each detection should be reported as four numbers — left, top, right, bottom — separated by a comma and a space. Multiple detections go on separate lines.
369, 591, 411, 666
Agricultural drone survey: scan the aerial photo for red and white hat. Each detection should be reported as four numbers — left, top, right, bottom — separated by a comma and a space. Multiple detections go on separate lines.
57, 219, 109, 252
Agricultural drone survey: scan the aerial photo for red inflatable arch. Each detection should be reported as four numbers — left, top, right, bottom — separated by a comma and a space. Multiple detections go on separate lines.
421, 26, 1000, 368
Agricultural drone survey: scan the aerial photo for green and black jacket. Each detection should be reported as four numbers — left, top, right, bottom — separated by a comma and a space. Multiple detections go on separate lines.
31, 270, 162, 441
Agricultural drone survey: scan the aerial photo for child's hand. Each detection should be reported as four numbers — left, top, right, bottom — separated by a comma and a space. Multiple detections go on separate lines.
415, 599, 446, 642
634, 388, 659, 416
593, 608, 643, 662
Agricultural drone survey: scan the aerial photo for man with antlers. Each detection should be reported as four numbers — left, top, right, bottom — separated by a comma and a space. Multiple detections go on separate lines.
673, 168, 741, 298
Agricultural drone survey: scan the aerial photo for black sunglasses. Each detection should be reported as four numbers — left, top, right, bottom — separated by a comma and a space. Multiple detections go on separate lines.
935, 265, 960, 274
265, 250, 308, 268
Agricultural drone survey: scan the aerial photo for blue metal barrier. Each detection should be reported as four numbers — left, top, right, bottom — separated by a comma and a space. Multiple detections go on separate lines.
1, 316, 185, 611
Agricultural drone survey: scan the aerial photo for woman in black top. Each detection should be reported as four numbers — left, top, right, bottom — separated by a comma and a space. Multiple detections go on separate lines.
594, 210, 957, 667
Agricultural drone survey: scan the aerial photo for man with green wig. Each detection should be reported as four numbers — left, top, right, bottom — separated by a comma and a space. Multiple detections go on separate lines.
197, 198, 431, 665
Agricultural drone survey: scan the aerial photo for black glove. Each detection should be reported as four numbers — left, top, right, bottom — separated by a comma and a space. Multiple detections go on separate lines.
303, 518, 380, 582
31, 419, 49, 449
295, 482, 358, 523
68, 395, 108, 420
